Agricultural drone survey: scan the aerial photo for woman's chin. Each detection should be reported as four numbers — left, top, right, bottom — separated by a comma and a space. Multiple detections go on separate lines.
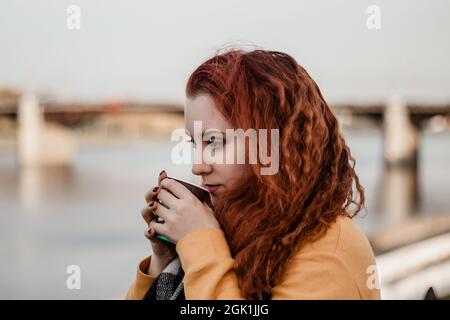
211, 193, 217, 206
210, 191, 220, 206
209, 185, 225, 206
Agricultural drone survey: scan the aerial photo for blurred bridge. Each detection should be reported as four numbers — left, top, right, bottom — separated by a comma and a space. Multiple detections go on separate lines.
1, 93, 449, 168
333, 98, 450, 167
0, 96, 183, 126
0, 93, 183, 167
333, 99, 450, 230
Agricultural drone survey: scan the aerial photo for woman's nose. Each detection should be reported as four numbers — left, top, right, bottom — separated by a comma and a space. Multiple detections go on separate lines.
191, 162, 213, 176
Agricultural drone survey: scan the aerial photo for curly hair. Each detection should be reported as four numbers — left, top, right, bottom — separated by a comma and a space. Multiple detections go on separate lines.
185, 48, 365, 300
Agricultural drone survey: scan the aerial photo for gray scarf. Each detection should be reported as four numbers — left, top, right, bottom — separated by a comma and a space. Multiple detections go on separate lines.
143, 256, 185, 300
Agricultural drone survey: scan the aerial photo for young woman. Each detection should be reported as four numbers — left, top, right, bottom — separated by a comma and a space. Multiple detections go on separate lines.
125, 49, 381, 300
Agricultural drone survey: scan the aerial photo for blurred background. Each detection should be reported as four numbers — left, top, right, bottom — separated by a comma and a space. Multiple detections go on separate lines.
0, 0, 449, 299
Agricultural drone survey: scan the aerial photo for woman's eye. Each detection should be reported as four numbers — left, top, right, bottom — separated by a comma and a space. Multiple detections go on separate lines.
187, 137, 225, 149
187, 138, 196, 148
207, 138, 223, 148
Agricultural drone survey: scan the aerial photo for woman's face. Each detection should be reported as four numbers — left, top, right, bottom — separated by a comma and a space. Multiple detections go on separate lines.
184, 93, 251, 199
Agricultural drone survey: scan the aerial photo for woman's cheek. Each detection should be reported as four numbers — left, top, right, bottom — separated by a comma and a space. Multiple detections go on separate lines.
223, 141, 241, 164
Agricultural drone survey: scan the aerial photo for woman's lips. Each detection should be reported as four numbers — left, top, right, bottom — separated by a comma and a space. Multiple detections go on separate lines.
203, 184, 221, 193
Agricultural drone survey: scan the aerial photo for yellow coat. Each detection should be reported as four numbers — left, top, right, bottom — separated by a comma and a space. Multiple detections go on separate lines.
125, 215, 381, 299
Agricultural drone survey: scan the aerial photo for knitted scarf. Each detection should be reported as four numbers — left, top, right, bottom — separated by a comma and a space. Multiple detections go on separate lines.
143, 256, 185, 300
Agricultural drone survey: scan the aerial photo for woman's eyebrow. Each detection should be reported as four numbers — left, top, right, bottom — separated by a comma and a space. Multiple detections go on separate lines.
185, 129, 226, 138
202, 129, 226, 138
203, 129, 225, 136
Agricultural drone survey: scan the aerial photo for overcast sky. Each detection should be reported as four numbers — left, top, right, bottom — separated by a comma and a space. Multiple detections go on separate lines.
0, 0, 449, 104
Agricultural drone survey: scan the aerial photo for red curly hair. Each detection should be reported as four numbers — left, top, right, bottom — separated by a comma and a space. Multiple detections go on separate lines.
185, 48, 365, 300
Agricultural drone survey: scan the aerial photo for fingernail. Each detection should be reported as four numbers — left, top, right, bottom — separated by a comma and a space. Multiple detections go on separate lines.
152, 186, 159, 192
159, 170, 165, 176
149, 200, 155, 207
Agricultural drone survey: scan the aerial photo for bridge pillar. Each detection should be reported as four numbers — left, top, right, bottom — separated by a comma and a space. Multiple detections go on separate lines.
16, 93, 76, 167
383, 95, 418, 168
382, 95, 420, 220
17, 93, 42, 167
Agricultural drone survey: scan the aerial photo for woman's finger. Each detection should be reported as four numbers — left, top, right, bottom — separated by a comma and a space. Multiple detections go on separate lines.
156, 188, 179, 210
158, 170, 168, 185
144, 186, 160, 204
144, 227, 151, 239
141, 206, 151, 224
144, 171, 167, 203
144, 226, 156, 240
160, 178, 194, 201
149, 220, 169, 238
153, 199, 172, 221
141, 204, 157, 224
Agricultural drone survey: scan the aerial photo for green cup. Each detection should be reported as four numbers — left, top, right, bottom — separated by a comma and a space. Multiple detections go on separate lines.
155, 234, 174, 243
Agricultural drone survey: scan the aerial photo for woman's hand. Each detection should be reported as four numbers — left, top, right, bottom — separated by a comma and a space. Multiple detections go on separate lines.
141, 171, 177, 262
149, 174, 221, 244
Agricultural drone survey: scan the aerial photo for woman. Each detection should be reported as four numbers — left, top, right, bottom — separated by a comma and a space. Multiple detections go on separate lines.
125, 49, 381, 300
